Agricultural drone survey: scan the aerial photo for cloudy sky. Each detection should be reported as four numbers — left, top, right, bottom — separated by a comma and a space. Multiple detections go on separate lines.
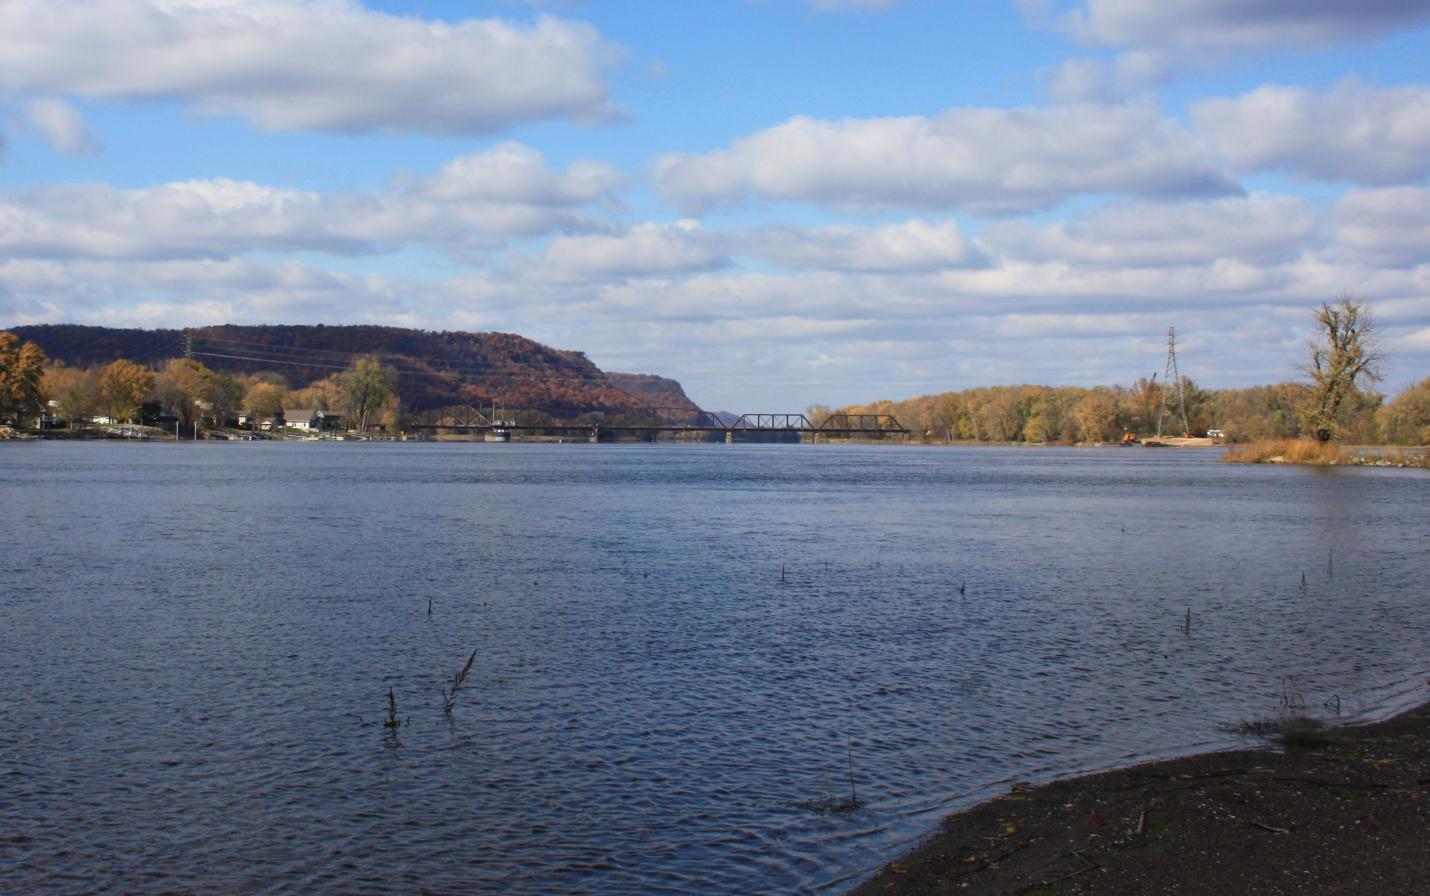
2, 0, 1429, 410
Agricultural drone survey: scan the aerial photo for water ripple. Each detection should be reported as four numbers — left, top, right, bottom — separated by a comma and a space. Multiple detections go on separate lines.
2, 443, 1427, 894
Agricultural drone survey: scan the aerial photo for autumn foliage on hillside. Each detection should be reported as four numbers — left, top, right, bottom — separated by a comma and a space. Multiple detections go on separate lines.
604, 372, 702, 411
8, 324, 653, 416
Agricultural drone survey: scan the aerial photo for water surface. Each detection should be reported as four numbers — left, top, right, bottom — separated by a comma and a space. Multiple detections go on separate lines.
3, 443, 1427, 893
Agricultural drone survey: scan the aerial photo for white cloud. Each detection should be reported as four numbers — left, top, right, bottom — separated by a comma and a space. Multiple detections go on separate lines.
1063, 0, 1430, 52
1194, 81, 1430, 184
1049, 51, 1181, 104
747, 219, 986, 272
1047, 59, 1117, 103
529, 218, 986, 283
418, 143, 624, 206
984, 194, 1321, 267
1041, 2, 1430, 99
0, 0, 616, 135
7, 224, 1430, 407
1332, 186, 1430, 267
0, 143, 625, 261
655, 102, 1237, 214
21, 98, 102, 156
535, 221, 729, 281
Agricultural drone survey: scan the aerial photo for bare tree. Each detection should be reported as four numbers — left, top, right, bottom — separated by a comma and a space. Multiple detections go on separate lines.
1303, 297, 1384, 443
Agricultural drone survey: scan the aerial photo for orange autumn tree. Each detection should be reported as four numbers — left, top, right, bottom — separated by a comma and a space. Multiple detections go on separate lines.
0, 332, 47, 425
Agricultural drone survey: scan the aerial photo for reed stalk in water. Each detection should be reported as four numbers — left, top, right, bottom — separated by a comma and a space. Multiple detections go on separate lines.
443, 649, 477, 715
385, 687, 401, 728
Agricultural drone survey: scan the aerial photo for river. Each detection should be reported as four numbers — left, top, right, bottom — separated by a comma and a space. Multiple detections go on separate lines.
2, 442, 1427, 893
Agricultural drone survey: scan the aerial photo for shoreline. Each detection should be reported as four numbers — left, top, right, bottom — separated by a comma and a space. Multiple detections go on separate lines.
851, 698, 1430, 895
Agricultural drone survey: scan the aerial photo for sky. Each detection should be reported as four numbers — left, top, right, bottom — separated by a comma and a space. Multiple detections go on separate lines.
2, 0, 1429, 411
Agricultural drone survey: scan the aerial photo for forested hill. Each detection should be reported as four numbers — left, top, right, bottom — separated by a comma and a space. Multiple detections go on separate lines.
8, 323, 664, 416
604, 373, 702, 412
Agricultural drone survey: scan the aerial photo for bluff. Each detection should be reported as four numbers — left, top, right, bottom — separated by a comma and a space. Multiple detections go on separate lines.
8, 323, 682, 416
604, 373, 702, 412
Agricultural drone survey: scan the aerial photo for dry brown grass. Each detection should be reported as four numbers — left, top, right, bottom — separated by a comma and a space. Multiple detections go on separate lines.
1222, 438, 1349, 465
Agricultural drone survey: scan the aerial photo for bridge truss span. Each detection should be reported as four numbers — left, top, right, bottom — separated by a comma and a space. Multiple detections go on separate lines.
408, 403, 909, 439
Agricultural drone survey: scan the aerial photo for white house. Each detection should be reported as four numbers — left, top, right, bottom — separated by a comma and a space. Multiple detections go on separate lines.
283, 408, 321, 431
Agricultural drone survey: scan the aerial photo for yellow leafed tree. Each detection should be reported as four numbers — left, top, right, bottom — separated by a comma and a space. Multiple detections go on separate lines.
99, 359, 154, 424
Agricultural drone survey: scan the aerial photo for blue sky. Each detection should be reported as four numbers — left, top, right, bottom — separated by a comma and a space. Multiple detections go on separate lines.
3, 0, 1430, 410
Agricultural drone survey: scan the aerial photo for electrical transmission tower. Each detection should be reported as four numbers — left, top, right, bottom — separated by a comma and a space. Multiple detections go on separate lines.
1155, 326, 1190, 438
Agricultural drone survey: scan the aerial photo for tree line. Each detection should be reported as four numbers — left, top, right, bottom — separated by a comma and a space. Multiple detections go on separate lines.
6, 323, 652, 418
0, 338, 401, 434
4, 300, 1426, 443
822, 300, 1427, 445
821, 378, 1426, 445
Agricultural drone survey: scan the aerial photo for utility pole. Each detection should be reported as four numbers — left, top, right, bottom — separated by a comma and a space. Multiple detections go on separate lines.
1155, 326, 1191, 438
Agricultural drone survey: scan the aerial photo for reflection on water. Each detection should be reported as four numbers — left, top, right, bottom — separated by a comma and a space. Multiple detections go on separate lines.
2, 443, 1427, 893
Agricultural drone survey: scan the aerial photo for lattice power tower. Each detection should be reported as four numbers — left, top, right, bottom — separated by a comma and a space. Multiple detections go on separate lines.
1156, 326, 1190, 438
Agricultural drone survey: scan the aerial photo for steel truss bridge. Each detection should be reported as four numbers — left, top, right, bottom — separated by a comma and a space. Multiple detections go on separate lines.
409, 406, 908, 441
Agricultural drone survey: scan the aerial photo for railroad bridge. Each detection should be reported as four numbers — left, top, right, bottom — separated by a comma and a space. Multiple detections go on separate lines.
410, 406, 908, 442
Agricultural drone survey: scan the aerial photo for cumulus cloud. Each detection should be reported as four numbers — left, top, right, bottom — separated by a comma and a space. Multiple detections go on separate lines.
0, 0, 616, 135
1047, 59, 1120, 103
1062, 0, 1430, 52
418, 143, 624, 206
8, 212, 1430, 407
1039, 2, 1430, 99
0, 256, 375, 326
1194, 82, 1430, 184
654, 102, 1237, 214
1331, 186, 1430, 267
530, 218, 987, 283
21, 99, 102, 156
983, 194, 1321, 268
535, 221, 729, 281
0, 143, 624, 261
747, 219, 986, 272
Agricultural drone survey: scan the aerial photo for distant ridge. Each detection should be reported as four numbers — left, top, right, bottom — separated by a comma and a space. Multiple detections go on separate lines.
604, 372, 702, 412
7, 323, 686, 416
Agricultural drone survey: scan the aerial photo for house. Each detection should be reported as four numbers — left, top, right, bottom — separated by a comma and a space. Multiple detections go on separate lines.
283, 408, 321, 431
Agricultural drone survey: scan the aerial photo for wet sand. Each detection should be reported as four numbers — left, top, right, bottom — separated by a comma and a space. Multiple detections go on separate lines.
853, 699, 1430, 895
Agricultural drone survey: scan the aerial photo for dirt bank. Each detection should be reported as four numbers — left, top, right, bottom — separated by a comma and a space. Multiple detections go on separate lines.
853, 701, 1430, 895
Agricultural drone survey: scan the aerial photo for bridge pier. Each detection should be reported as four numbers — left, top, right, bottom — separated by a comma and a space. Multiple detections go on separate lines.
725, 431, 733, 444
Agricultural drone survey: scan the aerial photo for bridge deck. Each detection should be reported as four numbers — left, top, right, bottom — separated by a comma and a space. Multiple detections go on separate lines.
408, 424, 904, 435
407, 407, 909, 436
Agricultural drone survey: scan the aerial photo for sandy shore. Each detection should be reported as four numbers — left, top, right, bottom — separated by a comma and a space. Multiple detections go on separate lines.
852, 699, 1430, 895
